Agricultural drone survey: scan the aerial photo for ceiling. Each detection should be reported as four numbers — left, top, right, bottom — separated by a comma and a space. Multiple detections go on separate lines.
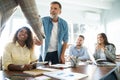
36, 0, 116, 13
14, 0, 117, 22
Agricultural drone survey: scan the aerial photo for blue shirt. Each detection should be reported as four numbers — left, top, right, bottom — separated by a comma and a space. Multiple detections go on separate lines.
69, 45, 90, 60
40, 16, 69, 60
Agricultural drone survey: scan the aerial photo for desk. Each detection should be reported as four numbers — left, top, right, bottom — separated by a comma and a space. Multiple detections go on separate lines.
0, 65, 115, 80
64, 65, 114, 80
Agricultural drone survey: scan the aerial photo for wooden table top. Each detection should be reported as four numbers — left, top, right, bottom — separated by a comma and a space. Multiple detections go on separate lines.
0, 64, 115, 80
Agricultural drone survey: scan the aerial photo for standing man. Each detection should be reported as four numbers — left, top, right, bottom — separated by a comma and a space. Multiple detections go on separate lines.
39, 1, 69, 64
0, 0, 44, 41
69, 35, 90, 61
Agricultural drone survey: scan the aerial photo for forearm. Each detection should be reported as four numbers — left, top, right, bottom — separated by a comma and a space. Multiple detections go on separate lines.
16, 0, 43, 40
61, 43, 67, 57
60, 42, 68, 63
8, 64, 36, 71
8, 64, 23, 71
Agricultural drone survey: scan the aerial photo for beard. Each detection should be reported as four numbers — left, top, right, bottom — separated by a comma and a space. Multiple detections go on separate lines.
50, 14, 58, 19
77, 44, 82, 46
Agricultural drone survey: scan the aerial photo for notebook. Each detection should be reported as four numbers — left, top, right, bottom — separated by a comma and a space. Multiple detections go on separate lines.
88, 52, 116, 67
23, 69, 49, 76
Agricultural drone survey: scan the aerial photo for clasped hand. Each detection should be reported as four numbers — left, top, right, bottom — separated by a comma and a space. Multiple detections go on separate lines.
22, 63, 36, 71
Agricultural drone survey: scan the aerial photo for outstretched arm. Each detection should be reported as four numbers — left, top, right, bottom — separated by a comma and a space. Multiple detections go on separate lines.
16, 0, 44, 41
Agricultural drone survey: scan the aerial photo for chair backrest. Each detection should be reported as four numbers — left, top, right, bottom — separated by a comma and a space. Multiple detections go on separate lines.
0, 56, 2, 70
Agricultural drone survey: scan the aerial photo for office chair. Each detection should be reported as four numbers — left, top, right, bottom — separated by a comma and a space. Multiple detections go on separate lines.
0, 56, 2, 70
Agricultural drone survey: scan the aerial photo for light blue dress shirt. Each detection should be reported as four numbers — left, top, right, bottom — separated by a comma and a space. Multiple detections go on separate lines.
69, 45, 90, 60
40, 16, 69, 60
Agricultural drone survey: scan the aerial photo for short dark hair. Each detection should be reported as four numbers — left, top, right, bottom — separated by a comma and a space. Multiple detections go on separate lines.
79, 35, 84, 40
51, 1, 62, 9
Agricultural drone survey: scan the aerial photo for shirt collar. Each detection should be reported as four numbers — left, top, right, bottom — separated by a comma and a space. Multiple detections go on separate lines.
75, 45, 83, 49
15, 41, 27, 48
49, 16, 61, 23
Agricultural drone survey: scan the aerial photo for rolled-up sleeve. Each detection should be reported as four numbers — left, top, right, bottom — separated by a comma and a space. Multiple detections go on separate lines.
63, 22, 69, 43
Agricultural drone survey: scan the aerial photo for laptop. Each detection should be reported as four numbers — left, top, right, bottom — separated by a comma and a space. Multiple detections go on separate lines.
88, 52, 116, 67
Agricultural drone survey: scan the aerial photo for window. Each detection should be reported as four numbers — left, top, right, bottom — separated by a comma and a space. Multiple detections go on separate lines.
107, 19, 120, 55
68, 23, 105, 54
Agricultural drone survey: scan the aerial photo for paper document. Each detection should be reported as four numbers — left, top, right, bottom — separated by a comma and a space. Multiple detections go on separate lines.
37, 67, 59, 72
43, 70, 88, 80
50, 64, 71, 69
34, 76, 51, 80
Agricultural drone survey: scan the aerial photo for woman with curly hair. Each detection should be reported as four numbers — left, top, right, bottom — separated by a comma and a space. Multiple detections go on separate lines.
93, 33, 116, 63
3, 27, 37, 71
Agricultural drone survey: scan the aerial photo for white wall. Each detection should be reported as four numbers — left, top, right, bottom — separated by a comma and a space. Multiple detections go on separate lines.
103, 0, 120, 54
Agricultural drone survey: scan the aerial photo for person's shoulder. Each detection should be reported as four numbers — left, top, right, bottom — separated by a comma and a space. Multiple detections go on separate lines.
81, 45, 87, 48
81, 46, 88, 50
107, 43, 115, 47
70, 44, 76, 49
42, 16, 52, 23
59, 17, 67, 23
5, 42, 13, 45
106, 43, 115, 49
110, 43, 115, 47
42, 16, 51, 20
5, 42, 14, 48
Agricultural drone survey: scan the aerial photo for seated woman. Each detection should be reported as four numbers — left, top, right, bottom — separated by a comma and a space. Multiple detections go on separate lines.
93, 33, 116, 63
2, 27, 37, 71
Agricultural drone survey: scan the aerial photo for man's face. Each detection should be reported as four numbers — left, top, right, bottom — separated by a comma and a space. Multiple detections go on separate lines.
76, 37, 84, 46
50, 4, 61, 19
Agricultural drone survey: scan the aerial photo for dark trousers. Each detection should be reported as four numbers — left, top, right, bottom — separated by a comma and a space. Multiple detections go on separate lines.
45, 51, 59, 64
39, 51, 59, 64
